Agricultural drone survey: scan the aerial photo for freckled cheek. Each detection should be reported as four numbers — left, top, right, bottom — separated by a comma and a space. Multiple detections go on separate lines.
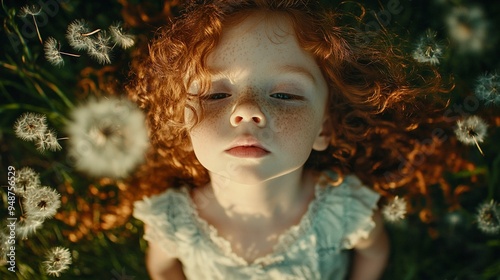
268, 107, 320, 145
189, 106, 229, 139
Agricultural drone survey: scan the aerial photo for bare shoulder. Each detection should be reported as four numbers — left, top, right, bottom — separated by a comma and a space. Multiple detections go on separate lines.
145, 225, 186, 280
353, 210, 388, 252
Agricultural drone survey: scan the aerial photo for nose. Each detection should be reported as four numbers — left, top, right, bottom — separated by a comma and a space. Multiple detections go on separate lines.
230, 100, 266, 127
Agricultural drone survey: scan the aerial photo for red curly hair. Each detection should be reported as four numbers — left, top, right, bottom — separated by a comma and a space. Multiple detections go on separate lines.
126, 0, 464, 204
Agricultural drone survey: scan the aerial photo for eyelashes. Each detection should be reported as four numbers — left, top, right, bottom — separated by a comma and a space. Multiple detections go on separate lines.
202, 93, 231, 100
201, 92, 304, 101
269, 92, 304, 100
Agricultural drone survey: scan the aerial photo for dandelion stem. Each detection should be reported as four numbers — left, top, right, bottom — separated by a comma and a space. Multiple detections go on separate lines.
59, 51, 81, 58
32, 15, 43, 44
81, 29, 101, 37
473, 136, 485, 156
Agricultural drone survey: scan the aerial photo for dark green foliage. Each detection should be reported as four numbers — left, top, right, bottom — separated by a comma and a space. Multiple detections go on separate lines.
0, 0, 499, 279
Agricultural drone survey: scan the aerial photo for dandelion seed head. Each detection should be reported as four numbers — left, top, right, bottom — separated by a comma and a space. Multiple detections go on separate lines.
16, 217, 43, 240
454, 115, 488, 145
19, 5, 42, 17
446, 6, 489, 54
67, 97, 149, 178
412, 30, 443, 65
14, 112, 48, 141
36, 129, 62, 152
87, 32, 112, 64
445, 211, 463, 226
109, 23, 135, 49
382, 196, 407, 223
43, 247, 72, 277
14, 167, 41, 197
23, 186, 61, 221
475, 73, 500, 106
476, 200, 500, 234
66, 19, 94, 51
44, 37, 64, 67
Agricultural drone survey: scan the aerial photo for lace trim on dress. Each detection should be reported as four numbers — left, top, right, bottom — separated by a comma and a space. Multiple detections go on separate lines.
133, 195, 181, 257
133, 171, 380, 271
180, 184, 324, 267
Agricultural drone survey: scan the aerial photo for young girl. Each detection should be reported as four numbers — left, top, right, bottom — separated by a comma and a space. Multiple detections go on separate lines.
127, 0, 452, 279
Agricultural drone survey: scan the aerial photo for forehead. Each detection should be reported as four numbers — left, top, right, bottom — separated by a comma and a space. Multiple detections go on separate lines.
220, 11, 294, 43
206, 11, 318, 75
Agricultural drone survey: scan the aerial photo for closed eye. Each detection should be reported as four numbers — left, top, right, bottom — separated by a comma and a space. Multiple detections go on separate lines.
270, 93, 304, 100
203, 93, 231, 100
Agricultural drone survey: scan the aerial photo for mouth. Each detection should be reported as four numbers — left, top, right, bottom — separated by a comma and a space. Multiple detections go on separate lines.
225, 146, 270, 158
225, 137, 270, 158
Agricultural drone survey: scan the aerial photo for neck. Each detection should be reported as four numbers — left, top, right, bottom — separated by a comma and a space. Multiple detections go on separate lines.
205, 167, 316, 225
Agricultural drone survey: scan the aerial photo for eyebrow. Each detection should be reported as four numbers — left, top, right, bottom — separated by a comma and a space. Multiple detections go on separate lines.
207, 64, 317, 85
207, 68, 239, 84
276, 65, 317, 84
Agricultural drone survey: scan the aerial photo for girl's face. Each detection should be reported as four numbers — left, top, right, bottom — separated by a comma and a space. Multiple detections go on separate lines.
186, 13, 330, 184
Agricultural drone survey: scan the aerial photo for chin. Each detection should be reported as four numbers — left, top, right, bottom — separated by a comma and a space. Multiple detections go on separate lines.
210, 164, 302, 186
220, 169, 272, 185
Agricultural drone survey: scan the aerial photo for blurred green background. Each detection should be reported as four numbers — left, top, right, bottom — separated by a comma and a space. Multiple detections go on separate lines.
1, 0, 499, 279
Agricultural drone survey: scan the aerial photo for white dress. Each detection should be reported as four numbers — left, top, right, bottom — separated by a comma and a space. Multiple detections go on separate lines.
133, 173, 380, 280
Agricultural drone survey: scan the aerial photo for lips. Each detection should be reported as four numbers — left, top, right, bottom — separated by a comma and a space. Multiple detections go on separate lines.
225, 137, 270, 158
225, 146, 270, 158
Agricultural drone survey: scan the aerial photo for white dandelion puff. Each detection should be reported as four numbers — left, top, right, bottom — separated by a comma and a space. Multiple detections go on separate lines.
382, 196, 407, 223
454, 115, 488, 155
19, 5, 43, 44
18, 5, 42, 16
445, 6, 489, 54
66, 19, 95, 51
476, 200, 500, 234
109, 23, 135, 49
35, 129, 62, 152
66, 97, 149, 178
44, 37, 64, 66
412, 29, 443, 65
16, 217, 43, 240
445, 211, 463, 226
475, 72, 500, 106
87, 32, 112, 64
14, 167, 41, 197
22, 186, 61, 221
43, 247, 72, 277
44, 37, 81, 67
14, 112, 47, 141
